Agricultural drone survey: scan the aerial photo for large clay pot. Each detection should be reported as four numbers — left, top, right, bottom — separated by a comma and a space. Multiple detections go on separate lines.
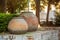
20, 12, 38, 31
8, 17, 28, 34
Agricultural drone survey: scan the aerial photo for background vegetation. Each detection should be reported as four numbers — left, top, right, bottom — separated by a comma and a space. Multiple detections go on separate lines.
0, 0, 60, 32
55, 12, 60, 26
0, 14, 19, 32
0, 0, 28, 13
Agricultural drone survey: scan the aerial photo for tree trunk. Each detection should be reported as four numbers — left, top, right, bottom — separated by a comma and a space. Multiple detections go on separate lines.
4, 0, 7, 13
46, 2, 50, 25
0, 0, 6, 13
35, 0, 40, 25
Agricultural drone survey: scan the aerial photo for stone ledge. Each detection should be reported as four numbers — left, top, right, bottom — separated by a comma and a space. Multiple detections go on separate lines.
0, 30, 58, 40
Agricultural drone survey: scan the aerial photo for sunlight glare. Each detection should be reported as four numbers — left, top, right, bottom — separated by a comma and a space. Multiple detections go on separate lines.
44, 6, 48, 13
51, 5, 56, 11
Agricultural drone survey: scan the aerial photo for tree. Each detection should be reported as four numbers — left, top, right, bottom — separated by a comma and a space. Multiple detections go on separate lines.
0, 0, 28, 13
0, 0, 6, 13
35, 0, 40, 25
46, 0, 60, 25
46, 0, 51, 25
7, 0, 28, 13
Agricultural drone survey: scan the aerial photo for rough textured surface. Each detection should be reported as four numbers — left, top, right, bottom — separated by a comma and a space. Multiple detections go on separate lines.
8, 17, 28, 34
20, 12, 38, 31
0, 30, 58, 40
38, 27, 60, 40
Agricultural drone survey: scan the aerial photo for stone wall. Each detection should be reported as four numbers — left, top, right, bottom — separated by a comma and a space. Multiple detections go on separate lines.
39, 27, 60, 40
0, 30, 58, 40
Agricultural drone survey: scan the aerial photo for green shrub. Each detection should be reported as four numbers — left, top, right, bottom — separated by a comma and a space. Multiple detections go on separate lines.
55, 12, 60, 26
0, 14, 19, 32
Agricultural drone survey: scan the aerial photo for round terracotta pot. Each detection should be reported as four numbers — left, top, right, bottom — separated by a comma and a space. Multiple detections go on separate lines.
8, 17, 28, 34
20, 12, 38, 31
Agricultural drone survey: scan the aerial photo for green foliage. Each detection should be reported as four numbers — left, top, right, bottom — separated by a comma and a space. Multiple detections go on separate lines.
0, 0, 28, 13
7, 0, 28, 13
55, 12, 60, 26
0, 13, 19, 32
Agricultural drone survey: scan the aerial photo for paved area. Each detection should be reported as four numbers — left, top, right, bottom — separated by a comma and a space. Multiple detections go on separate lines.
38, 27, 60, 40
0, 30, 58, 40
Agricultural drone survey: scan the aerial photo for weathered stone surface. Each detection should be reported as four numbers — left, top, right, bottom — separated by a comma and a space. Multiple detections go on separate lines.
0, 30, 58, 40
20, 12, 38, 31
8, 17, 28, 34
